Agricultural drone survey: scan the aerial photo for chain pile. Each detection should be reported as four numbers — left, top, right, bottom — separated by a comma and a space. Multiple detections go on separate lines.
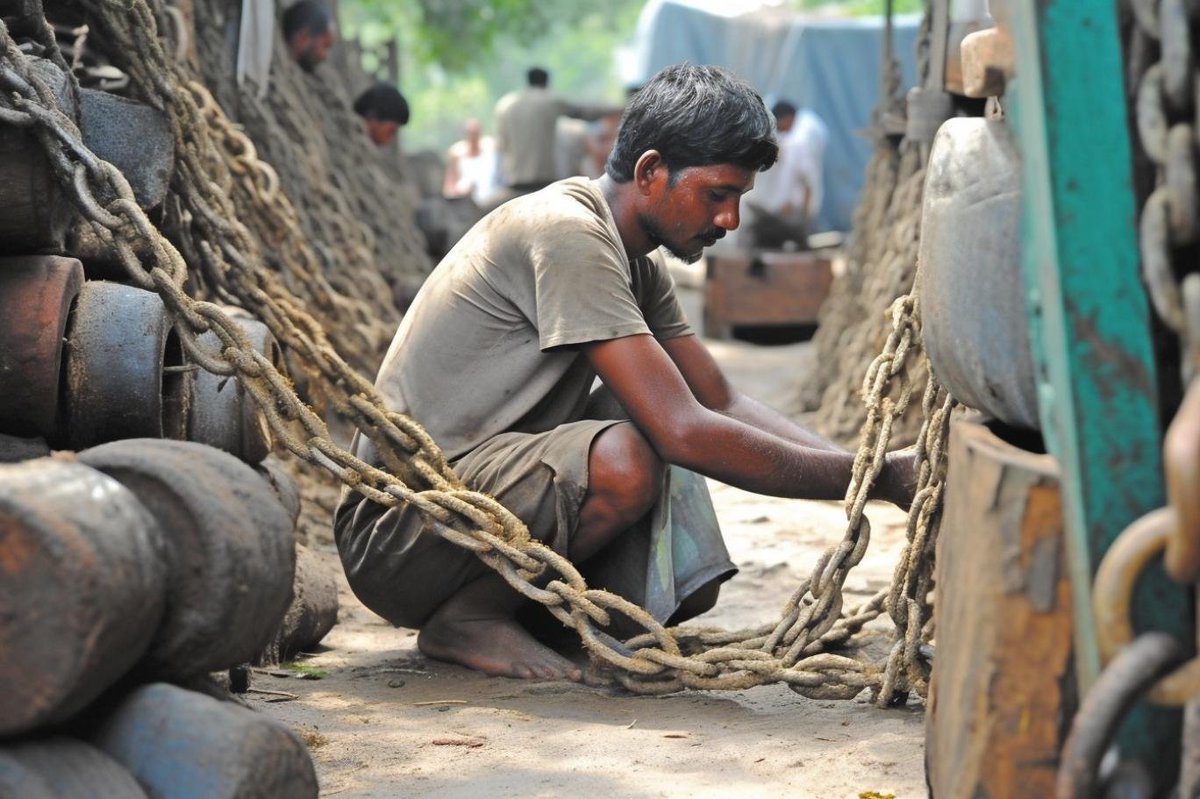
1126, 0, 1200, 389
0, 0, 946, 702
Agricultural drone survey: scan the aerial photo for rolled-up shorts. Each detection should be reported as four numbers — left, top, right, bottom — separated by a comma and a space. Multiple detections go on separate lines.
334, 419, 737, 638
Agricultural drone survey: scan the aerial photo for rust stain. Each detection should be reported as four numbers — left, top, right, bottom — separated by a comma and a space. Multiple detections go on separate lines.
1065, 300, 1155, 401
0, 517, 31, 574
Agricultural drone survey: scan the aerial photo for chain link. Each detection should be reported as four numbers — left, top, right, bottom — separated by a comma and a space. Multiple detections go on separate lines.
1132, 0, 1200, 382
0, 2, 947, 700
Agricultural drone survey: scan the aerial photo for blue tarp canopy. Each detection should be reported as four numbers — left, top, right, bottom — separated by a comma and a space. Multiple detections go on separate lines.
625, 1, 920, 232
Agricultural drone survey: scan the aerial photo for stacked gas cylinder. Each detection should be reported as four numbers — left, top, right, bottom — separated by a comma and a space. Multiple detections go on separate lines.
0, 17, 331, 799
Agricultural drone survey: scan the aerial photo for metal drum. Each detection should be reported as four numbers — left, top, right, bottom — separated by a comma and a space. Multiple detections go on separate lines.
188, 312, 280, 464
917, 117, 1040, 430
0, 459, 167, 738
0, 256, 84, 440
60, 280, 192, 449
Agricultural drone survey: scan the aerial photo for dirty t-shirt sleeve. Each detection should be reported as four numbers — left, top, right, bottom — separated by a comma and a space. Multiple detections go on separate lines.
531, 214, 652, 350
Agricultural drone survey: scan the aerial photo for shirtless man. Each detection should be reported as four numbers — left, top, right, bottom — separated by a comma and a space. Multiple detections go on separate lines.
335, 63, 915, 681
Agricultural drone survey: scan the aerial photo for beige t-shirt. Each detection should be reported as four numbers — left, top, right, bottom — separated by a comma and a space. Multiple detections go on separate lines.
369, 177, 692, 461
494, 86, 575, 186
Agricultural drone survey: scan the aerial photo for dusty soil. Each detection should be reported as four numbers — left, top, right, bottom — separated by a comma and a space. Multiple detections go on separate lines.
249, 279, 927, 798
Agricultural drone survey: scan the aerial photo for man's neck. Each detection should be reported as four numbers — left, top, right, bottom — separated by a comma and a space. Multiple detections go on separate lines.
596, 175, 654, 261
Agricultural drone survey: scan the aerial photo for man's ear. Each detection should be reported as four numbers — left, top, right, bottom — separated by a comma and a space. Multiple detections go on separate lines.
633, 150, 667, 196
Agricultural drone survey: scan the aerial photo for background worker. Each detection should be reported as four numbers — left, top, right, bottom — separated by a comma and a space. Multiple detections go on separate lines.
442, 118, 499, 206
492, 66, 621, 200
282, 0, 336, 72
353, 82, 410, 147
743, 98, 829, 249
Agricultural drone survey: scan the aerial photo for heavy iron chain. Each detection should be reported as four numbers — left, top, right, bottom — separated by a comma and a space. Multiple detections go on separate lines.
192, 83, 395, 380
1130, 0, 1200, 384
0, 4, 945, 700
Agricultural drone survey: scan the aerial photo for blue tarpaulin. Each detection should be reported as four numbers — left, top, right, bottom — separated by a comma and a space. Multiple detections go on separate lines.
625, 1, 920, 232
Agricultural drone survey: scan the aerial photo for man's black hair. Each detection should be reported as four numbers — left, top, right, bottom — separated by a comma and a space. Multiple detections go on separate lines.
605, 63, 778, 183
771, 99, 797, 121
353, 82, 410, 125
527, 67, 549, 87
282, 0, 332, 41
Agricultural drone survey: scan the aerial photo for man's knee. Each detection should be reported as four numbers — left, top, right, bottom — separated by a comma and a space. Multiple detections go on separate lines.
586, 423, 663, 525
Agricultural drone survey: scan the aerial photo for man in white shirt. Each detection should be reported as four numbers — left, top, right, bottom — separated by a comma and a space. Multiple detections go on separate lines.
743, 99, 828, 248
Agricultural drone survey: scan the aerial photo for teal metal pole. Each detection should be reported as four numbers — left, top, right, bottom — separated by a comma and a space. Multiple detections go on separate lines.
1008, 0, 1186, 776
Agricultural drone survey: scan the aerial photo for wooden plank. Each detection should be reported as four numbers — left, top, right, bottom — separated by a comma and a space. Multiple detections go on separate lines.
927, 415, 1072, 799
1007, 0, 1186, 773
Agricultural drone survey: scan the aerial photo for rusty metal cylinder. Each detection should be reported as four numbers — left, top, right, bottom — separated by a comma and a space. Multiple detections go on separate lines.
0, 255, 84, 440
60, 280, 192, 450
188, 315, 280, 464
917, 117, 1040, 430
77, 439, 296, 679
0, 458, 167, 738
88, 683, 318, 799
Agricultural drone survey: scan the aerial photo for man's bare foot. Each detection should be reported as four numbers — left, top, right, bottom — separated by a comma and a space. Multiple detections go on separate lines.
418, 610, 583, 681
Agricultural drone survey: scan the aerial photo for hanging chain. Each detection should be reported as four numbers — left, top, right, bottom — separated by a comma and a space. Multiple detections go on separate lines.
1131, 0, 1200, 382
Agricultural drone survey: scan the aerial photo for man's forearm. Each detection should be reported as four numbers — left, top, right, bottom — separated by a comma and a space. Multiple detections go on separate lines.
665, 410, 914, 507
720, 393, 846, 453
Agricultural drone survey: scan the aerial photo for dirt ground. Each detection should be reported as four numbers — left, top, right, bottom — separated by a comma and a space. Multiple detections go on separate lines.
249, 276, 928, 798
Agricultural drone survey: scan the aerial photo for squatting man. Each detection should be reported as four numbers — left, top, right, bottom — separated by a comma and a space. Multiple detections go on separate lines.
335, 63, 917, 681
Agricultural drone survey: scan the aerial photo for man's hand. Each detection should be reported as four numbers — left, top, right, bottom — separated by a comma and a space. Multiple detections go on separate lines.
875, 446, 920, 511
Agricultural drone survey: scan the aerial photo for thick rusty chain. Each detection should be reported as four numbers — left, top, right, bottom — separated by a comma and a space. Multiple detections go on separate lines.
1132, 0, 1200, 380
0, 3, 946, 699
1078, 0, 1200, 710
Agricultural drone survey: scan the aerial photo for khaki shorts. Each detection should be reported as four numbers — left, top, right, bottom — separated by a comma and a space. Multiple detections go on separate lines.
334, 419, 736, 636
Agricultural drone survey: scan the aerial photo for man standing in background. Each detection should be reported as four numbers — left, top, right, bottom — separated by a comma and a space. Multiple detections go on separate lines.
443, 118, 499, 207
492, 67, 619, 201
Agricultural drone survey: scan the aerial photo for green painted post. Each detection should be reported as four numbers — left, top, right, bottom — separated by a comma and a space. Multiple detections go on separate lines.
1007, 0, 1187, 776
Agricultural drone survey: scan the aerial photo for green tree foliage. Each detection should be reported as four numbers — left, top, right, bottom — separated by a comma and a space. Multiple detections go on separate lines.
342, 0, 621, 73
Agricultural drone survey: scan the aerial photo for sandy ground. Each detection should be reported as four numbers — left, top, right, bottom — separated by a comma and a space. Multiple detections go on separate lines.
249, 279, 927, 798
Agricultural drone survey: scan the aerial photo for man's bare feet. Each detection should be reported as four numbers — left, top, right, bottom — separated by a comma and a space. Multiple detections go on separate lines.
418, 610, 583, 681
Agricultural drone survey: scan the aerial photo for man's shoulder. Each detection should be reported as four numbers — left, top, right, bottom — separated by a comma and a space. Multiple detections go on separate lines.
494, 91, 519, 114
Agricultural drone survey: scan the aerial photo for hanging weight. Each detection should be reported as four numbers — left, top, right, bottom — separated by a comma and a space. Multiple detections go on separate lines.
917, 117, 1040, 430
